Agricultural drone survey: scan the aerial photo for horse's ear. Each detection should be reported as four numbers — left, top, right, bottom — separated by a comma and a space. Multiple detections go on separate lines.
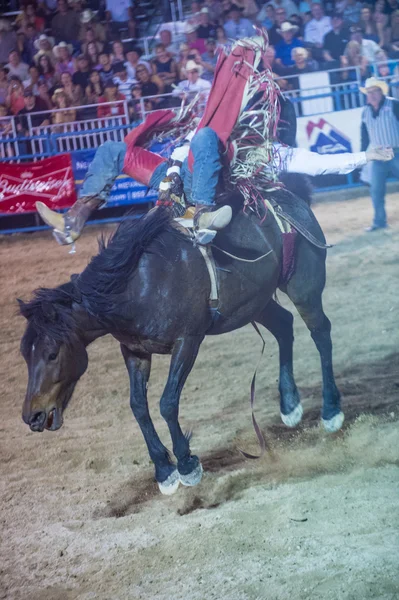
41, 300, 57, 322
70, 274, 83, 303
17, 298, 29, 319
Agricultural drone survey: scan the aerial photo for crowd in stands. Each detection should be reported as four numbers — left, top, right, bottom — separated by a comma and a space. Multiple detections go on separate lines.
1, 0, 399, 140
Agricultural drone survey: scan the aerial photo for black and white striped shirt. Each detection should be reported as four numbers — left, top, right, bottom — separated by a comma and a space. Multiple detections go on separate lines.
361, 97, 399, 150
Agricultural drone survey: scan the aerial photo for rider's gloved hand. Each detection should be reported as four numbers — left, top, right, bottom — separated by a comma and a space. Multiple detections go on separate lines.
366, 147, 394, 162
156, 172, 186, 218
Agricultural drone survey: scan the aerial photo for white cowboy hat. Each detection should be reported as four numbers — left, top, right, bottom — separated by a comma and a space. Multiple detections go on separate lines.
277, 21, 299, 34
359, 76, 389, 95
185, 59, 203, 76
53, 41, 73, 57
81, 9, 95, 23
34, 34, 54, 51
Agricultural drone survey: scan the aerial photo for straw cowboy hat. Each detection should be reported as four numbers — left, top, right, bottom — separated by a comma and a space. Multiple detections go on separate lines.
360, 77, 389, 95
185, 59, 203, 76
81, 9, 95, 23
53, 41, 73, 57
278, 21, 299, 34
34, 34, 54, 51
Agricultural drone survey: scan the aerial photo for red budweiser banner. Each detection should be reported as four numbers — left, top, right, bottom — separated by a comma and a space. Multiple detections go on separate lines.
0, 154, 77, 214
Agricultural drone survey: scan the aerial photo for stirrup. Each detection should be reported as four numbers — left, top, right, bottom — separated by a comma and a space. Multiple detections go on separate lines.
195, 229, 217, 245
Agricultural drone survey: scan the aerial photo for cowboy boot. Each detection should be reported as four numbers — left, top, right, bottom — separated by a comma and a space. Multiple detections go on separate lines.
36, 195, 104, 245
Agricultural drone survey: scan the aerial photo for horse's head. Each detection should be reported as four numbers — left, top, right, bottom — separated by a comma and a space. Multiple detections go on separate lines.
18, 286, 88, 432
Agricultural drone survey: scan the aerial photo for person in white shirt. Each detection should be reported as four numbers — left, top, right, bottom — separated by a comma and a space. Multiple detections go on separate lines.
349, 26, 386, 64
6, 50, 30, 82
112, 63, 137, 101
172, 60, 211, 101
304, 3, 332, 50
268, 0, 299, 19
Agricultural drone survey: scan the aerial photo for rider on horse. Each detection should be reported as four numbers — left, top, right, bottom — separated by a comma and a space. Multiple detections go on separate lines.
37, 34, 392, 245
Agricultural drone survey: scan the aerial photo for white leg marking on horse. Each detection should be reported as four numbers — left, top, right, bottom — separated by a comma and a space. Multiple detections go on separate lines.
322, 411, 345, 433
179, 463, 203, 487
158, 469, 180, 495
281, 404, 303, 427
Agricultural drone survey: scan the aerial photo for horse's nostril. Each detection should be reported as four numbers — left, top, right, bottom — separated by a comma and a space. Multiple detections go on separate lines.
29, 411, 46, 430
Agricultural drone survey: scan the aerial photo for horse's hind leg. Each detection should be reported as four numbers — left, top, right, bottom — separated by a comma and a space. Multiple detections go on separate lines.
121, 345, 180, 495
256, 300, 303, 427
283, 241, 343, 432
160, 335, 204, 487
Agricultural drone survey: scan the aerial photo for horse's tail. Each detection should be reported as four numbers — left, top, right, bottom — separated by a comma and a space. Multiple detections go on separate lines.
280, 173, 313, 206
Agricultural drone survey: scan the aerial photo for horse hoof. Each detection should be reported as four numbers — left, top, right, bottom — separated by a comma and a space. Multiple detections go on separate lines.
281, 404, 303, 427
158, 469, 180, 495
322, 411, 344, 433
179, 463, 203, 487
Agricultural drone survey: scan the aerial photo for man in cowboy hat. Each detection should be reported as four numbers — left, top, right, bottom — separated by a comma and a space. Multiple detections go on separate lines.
172, 60, 211, 100
360, 76, 399, 231
275, 21, 304, 66
79, 9, 107, 44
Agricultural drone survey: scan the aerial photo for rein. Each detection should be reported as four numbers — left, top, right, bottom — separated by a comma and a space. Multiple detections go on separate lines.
211, 246, 274, 263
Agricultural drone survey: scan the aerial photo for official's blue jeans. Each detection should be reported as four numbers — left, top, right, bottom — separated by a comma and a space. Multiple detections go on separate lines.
370, 148, 399, 227
80, 128, 223, 206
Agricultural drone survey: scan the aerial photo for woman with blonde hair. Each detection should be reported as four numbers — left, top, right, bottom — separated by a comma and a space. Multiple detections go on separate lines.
51, 89, 77, 130
341, 40, 371, 82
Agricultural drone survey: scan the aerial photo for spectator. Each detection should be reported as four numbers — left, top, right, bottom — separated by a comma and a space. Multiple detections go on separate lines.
267, 0, 299, 19
79, 9, 107, 45
0, 66, 9, 105
0, 20, 17, 65
275, 22, 304, 67
268, 7, 287, 45
81, 28, 103, 56
341, 40, 371, 81
33, 34, 55, 65
16, 32, 30, 65
234, 0, 259, 20
111, 41, 126, 65
152, 44, 178, 92
257, 4, 275, 29
360, 6, 379, 43
224, 5, 254, 39
6, 77, 26, 115
360, 77, 399, 231
196, 8, 217, 39
84, 69, 105, 104
204, 0, 224, 23
389, 9, 399, 55
263, 44, 289, 80
60, 71, 83, 105
112, 63, 137, 101
99, 52, 115, 82
125, 46, 151, 80
51, 88, 76, 128
177, 43, 191, 79
97, 80, 126, 119
37, 79, 53, 110
374, 11, 391, 48
51, 0, 81, 44
16, 4, 45, 33
24, 24, 38, 64
16, 89, 49, 135
86, 41, 103, 70
135, 64, 164, 98
185, 24, 207, 54
105, 0, 133, 39
187, 1, 203, 28
0, 104, 13, 138
172, 60, 212, 100
53, 41, 74, 77
304, 3, 332, 57
159, 29, 180, 56
37, 53, 57, 88
289, 46, 319, 75
349, 25, 386, 62
386, 0, 399, 13
201, 38, 218, 81
323, 11, 350, 62
72, 55, 91, 90
216, 25, 228, 48
6, 51, 30, 83
341, 0, 362, 25
23, 65, 41, 94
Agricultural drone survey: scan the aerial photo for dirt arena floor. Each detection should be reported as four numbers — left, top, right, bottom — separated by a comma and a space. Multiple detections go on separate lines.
1, 192, 399, 600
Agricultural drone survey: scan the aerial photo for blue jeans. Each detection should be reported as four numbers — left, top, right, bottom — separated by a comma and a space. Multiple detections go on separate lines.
370, 148, 399, 227
80, 128, 223, 207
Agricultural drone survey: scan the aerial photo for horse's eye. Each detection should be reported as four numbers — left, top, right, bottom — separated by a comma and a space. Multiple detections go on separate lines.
48, 352, 58, 361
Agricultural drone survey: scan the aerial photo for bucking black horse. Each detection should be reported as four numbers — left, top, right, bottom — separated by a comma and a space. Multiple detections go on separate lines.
19, 183, 343, 494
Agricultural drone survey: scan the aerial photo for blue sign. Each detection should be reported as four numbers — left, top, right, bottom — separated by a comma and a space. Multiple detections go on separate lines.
306, 118, 352, 155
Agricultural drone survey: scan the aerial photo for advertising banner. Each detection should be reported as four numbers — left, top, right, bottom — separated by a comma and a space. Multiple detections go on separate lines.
296, 107, 363, 154
0, 154, 76, 214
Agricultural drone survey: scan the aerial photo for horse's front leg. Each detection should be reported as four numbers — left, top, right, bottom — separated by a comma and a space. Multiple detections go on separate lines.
121, 344, 180, 495
160, 335, 204, 487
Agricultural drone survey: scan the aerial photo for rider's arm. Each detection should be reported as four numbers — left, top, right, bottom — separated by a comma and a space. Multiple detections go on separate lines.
277, 146, 368, 176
